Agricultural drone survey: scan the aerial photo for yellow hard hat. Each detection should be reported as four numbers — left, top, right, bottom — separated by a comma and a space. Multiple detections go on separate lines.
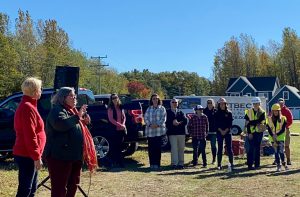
271, 103, 281, 111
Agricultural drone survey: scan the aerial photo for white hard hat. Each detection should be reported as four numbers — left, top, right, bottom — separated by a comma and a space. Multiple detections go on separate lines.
251, 97, 261, 104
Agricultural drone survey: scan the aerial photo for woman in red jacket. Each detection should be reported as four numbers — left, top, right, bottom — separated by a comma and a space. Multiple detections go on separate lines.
13, 77, 46, 197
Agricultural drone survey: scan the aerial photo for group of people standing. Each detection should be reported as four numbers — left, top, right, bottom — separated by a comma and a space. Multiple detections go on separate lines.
11, 77, 294, 196
144, 94, 293, 173
144, 94, 235, 171
245, 97, 293, 172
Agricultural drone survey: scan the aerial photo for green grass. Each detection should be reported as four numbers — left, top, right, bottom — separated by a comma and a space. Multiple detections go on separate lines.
1, 121, 300, 197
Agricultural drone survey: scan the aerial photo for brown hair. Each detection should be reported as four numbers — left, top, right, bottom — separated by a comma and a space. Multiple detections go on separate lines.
149, 93, 162, 106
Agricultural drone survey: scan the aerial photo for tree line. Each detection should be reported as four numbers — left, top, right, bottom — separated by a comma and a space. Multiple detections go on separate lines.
211, 29, 300, 95
0, 10, 299, 99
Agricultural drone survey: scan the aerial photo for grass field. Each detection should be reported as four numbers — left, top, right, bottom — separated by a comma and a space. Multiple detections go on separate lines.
1, 121, 300, 197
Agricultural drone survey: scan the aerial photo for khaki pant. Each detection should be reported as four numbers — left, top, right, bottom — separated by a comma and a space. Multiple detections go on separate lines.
285, 128, 291, 147
169, 135, 185, 166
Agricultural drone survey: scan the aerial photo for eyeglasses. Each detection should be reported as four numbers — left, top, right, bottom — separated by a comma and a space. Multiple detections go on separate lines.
112, 97, 118, 100
207, 102, 212, 104
172, 102, 177, 103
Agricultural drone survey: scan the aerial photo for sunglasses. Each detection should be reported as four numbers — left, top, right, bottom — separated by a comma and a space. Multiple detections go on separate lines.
172, 102, 178, 103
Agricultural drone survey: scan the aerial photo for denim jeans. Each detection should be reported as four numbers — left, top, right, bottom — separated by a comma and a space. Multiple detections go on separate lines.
14, 156, 38, 197
273, 141, 285, 166
207, 134, 217, 162
247, 132, 263, 168
217, 133, 233, 167
192, 138, 207, 166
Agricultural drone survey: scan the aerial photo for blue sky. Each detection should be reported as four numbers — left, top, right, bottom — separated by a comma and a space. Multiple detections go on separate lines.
1, 0, 300, 79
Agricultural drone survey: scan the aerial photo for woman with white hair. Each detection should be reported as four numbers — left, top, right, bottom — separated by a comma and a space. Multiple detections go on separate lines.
166, 98, 187, 169
13, 77, 46, 197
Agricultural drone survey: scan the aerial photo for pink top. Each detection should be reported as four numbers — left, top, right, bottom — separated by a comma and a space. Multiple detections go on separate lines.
108, 106, 126, 130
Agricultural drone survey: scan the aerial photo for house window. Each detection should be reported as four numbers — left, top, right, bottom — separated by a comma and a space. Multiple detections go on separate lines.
258, 92, 269, 100
283, 91, 289, 100
246, 93, 251, 96
230, 93, 240, 96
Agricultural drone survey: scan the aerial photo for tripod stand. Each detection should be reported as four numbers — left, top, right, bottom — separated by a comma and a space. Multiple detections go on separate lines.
37, 176, 88, 197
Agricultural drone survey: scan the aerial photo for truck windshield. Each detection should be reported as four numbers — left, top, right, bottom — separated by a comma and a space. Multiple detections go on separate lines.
178, 98, 201, 109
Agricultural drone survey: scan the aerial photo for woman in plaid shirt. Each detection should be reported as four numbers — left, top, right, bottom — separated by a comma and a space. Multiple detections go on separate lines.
144, 94, 167, 170
188, 105, 209, 167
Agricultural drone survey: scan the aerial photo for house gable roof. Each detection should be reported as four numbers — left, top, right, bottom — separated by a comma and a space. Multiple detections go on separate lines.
226, 76, 256, 93
268, 85, 300, 104
226, 76, 279, 93
247, 77, 278, 91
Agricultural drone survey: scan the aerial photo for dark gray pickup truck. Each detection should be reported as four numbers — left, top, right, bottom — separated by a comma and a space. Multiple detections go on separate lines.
0, 88, 145, 164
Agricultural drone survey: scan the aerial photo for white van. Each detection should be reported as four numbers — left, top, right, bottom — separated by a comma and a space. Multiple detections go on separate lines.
174, 96, 267, 135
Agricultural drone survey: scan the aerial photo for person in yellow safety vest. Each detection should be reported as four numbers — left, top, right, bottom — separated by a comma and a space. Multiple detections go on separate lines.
244, 97, 266, 170
267, 103, 289, 172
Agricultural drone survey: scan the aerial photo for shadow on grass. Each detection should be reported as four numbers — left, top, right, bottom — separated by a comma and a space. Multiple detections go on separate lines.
157, 163, 281, 179
98, 157, 181, 173
267, 168, 300, 176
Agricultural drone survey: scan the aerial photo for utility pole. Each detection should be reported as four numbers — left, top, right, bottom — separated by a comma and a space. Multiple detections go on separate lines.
91, 56, 109, 94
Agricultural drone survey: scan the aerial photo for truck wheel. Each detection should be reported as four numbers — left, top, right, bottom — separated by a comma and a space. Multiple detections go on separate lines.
122, 142, 138, 156
93, 135, 110, 160
231, 125, 242, 136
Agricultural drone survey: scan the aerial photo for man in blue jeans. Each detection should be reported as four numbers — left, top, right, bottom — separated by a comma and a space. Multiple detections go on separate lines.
188, 105, 209, 167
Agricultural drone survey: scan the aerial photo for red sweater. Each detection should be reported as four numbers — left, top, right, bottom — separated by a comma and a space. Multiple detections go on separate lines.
281, 105, 293, 129
13, 95, 46, 160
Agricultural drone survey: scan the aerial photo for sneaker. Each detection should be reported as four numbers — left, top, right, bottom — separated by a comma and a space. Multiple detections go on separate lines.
284, 165, 289, 170
217, 166, 222, 170
287, 161, 292, 165
276, 166, 281, 172
228, 166, 232, 172
248, 166, 255, 170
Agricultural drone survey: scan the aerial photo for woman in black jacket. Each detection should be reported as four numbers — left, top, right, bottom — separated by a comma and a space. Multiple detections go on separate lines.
166, 98, 187, 169
203, 99, 217, 164
215, 97, 234, 171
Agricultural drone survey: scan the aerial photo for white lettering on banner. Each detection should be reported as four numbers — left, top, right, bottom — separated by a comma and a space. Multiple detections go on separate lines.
228, 102, 252, 120
227, 103, 252, 109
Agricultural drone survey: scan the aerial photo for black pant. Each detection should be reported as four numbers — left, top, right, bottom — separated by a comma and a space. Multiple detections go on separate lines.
217, 133, 233, 167
110, 131, 125, 165
148, 136, 162, 166
14, 156, 38, 197
247, 132, 263, 168
193, 138, 207, 165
